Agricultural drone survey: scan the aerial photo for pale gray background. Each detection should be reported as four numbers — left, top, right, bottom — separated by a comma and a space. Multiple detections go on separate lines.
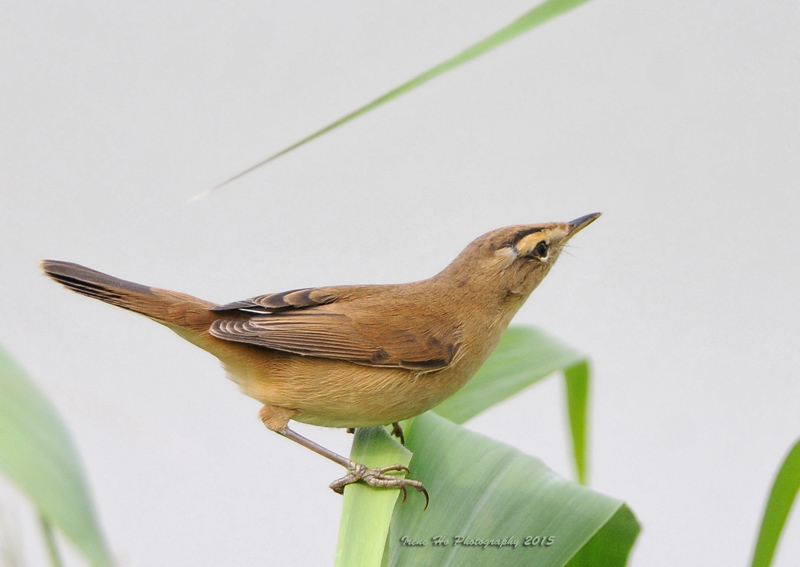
1, 1, 798, 565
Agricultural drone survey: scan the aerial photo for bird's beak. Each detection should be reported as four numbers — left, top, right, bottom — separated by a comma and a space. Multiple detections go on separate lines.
565, 212, 602, 241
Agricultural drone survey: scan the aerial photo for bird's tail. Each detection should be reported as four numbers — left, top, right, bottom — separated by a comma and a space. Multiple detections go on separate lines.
41, 260, 215, 331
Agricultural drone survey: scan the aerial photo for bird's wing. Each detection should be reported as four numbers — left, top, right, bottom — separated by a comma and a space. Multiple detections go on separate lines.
211, 287, 339, 312
209, 286, 460, 371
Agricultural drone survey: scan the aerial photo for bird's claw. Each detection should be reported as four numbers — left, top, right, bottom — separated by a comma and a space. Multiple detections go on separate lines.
390, 422, 405, 445
330, 462, 429, 509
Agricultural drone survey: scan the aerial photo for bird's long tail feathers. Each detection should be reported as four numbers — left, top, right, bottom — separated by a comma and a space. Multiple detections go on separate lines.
41, 260, 215, 329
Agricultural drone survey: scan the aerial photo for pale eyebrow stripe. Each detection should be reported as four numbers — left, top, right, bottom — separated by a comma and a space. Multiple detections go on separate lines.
503, 227, 543, 248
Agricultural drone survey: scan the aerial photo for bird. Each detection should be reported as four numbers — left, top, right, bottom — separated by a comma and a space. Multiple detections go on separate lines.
41, 213, 600, 505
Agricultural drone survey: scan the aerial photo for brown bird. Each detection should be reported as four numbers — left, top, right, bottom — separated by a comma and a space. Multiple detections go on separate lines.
41, 213, 600, 505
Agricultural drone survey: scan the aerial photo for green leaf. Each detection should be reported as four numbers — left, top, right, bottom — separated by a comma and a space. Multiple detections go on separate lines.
564, 504, 639, 567
335, 426, 413, 567
434, 327, 585, 424
0, 345, 112, 567
381, 412, 639, 567
205, 0, 595, 194
564, 361, 589, 485
39, 515, 65, 567
751, 437, 800, 567
433, 326, 589, 483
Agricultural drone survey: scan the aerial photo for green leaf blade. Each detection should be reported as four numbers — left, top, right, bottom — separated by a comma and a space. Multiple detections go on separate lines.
335, 426, 413, 567
384, 412, 639, 567
565, 504, 640, 567
0, 345, 112, 567
433, 327, 586, 425
751, 437, 800, 567
39, 515, 65, 567
433, 326, 590, 484
208, 0, 596, 192
565, 361, 590, 484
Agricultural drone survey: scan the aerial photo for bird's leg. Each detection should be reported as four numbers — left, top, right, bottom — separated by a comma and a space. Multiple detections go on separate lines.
390, 422, 405, 445
259, 405, 428, 507
278, 427, 428, 507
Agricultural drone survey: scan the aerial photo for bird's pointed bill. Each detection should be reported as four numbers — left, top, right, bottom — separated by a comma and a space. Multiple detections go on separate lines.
566, 212, 602, 240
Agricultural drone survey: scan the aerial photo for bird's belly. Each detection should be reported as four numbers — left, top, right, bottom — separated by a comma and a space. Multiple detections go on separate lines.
222, 349, 471, 428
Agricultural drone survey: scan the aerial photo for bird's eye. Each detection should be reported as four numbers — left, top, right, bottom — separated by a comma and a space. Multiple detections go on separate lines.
533, 241, 548, 258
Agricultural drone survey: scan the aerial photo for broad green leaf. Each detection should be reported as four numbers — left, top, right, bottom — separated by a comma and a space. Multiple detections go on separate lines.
564, 504, 639, 567
204, 0, 595, 195
434, 327, 585, 424
381, 412, 639, 567
433, 326, 589, 483
751, 437, 800, 567
335, 426, 413, 567
0, 345, 112, 567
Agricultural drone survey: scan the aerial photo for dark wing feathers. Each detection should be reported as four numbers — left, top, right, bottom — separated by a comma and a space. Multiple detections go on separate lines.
212, 312, 377, 361
208, 286, 459, 371
211, 287, 337, 312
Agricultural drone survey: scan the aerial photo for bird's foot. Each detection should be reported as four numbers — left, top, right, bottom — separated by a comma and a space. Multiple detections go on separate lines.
330, 462, 429, 508
390, 422, 405, 445
348, 424, 403, 444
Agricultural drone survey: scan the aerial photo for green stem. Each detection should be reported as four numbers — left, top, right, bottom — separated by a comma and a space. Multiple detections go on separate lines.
38, 515, 64, 567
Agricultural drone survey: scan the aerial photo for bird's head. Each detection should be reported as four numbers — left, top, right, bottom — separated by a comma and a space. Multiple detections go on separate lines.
442, 213, 601, 303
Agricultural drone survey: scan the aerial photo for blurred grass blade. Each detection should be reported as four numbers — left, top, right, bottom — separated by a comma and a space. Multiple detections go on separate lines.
565, 361, 589, 484
751, 437, 800, 567
207, 0, 594, 194
39, 516, 64, 567
0, 345, 112, 567
336, 426, 413, 567
382, 412, 639, 567
433, 326, 589, 483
